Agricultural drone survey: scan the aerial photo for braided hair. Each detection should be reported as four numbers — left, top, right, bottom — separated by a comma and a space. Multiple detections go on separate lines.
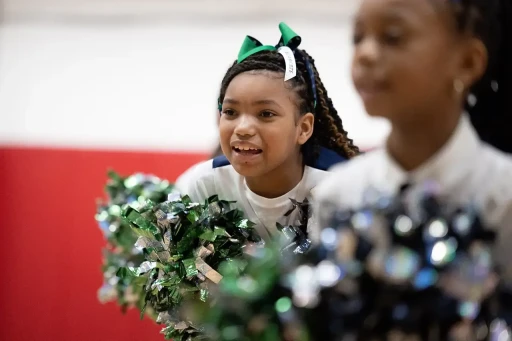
218, 49, 360, 164
446, 0, 512, 153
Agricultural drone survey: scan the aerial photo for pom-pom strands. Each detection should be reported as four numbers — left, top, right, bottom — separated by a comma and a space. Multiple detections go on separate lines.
116, 193, 260, 340
198, 182, 512, 341
96, 171, 173, 314
299, 183, 508, 340
188, 243, 310, 341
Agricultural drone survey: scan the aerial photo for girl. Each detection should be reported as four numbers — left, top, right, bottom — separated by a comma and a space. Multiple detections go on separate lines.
175, 22, 359, 241
315, 0, 512, 279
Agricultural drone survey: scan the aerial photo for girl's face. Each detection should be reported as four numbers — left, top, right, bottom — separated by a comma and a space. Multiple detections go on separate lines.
219, 71, 313, 179
351, 0, 470, 126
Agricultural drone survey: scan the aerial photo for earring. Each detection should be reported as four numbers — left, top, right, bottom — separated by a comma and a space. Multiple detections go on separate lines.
491, 80, 499, 92
467, 93, 477, 107
453, 79, 464, 94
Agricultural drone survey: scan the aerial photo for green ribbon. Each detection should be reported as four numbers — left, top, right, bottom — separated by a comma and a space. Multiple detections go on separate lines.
237, 22, 302, 63
218, 22, 303, 111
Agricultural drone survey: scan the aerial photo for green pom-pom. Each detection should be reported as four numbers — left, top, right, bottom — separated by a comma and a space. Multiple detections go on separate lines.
117, 189, 259, 340
96, 170, 174, 317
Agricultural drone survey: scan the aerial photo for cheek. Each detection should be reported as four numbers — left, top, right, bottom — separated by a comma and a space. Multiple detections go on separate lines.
350, 52, 362, 81
218, 120, 233, 147
390, 55, 451, 99
262, 124, 298, 158
390, 43, 453, 89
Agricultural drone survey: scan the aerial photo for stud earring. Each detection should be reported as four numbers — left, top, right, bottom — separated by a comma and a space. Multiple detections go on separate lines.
467, 93, 477, 107
491, 80, 499, 92
454, 79, 464, 94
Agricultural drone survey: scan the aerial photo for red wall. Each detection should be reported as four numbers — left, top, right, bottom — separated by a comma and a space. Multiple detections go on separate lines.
0, 146, 207, 341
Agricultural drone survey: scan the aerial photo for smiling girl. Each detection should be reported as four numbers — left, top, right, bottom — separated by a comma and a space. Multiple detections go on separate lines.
175, 23, 359, 240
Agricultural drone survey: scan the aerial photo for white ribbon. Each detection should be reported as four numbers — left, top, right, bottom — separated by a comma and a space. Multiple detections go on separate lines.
277, 46, 297, 81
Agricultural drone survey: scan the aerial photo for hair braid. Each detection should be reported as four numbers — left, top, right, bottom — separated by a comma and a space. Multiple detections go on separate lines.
300, 50, 360, 158
218, 49, 359, 164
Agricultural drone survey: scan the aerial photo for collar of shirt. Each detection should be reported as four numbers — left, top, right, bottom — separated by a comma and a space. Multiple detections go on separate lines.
374, 113, 481, 194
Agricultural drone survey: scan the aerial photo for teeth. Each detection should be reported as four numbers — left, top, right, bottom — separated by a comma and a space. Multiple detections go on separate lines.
235, 146, 259, 151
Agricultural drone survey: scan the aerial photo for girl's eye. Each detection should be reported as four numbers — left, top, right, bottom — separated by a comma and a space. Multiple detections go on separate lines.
352, 31, 363, 45
260, 111, 276, 118
382, 27, 403, 45
222, 109, 236, 116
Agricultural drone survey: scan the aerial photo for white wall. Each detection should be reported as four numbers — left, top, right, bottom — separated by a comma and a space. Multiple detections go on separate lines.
0, 1, 389, 152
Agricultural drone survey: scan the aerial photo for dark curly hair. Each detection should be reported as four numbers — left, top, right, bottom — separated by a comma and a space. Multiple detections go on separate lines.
218, 49, 360, 165
446, 0, 512, 153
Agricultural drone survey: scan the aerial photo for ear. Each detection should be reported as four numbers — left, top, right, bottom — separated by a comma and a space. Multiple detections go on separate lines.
297, 112, 314, 145
456, 37, 488, 90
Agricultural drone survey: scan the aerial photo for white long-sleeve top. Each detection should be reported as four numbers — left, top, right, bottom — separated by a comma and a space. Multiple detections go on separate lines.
314, 114, 512, 282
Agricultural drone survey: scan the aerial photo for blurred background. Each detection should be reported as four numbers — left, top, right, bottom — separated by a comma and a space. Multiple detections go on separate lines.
0, 0, 389, 340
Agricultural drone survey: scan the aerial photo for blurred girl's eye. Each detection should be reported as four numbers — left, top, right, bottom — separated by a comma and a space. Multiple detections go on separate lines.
260, 111, 276, 118
382, 26, 404, 45
352, 30, 364, 44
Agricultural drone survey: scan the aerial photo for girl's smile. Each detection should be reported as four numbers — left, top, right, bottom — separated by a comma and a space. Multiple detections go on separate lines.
231, 141, 264, 164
